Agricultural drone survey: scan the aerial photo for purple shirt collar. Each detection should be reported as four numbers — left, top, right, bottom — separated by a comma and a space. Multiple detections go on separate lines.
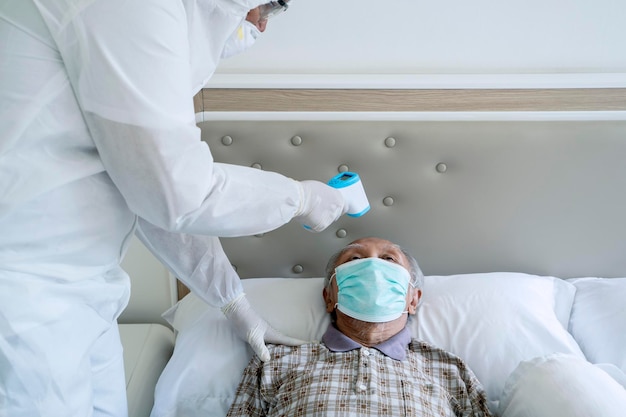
321, 323, 411, 361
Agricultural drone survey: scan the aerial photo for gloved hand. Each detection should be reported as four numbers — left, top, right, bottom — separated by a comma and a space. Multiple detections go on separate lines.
221, 294, 309, 361
294, 180, 347, 232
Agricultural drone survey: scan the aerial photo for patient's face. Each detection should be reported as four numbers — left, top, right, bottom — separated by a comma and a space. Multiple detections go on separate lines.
324, 237, 420, 316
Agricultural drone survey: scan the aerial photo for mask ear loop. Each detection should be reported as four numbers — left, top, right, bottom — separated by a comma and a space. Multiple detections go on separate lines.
401, 278, 418, 315
328, 272, 339, 310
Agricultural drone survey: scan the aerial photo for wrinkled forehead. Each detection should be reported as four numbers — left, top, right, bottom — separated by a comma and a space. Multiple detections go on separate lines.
335, 239, 407, 266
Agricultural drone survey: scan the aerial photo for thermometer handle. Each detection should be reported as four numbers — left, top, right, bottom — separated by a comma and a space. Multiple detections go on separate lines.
328, 172, 370, 217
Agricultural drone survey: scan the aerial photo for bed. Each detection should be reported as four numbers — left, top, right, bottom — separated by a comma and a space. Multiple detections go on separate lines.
119, 88, 626, 417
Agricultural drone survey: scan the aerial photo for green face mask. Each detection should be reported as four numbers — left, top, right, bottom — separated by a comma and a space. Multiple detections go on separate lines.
333, 257, 411, 323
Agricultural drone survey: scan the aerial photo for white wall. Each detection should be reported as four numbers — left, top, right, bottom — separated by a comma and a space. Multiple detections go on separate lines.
212, 0, 626, 86
120, 236, 175, 326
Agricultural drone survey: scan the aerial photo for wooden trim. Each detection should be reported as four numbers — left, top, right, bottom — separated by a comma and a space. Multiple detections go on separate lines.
177, 280, 191, 300
194, 88, 626, 113
193, 89, 204, 114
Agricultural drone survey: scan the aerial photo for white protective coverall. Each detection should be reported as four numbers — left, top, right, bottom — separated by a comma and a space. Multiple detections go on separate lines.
0, 0, 345, 415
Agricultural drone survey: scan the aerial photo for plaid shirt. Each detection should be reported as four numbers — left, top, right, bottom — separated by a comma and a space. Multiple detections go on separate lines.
226, 325, 492, 417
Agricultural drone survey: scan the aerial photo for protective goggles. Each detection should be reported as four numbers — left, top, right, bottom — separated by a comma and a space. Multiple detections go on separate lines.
258, 0, 290, 21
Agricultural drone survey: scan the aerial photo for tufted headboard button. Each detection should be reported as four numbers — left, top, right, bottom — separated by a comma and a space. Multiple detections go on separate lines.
336, 229, 348, 238
221, 135, 233, 146
384, 137, 396, 148
290, 136, 303, 146
292, 264, 304, 274
383, 196, 395, 206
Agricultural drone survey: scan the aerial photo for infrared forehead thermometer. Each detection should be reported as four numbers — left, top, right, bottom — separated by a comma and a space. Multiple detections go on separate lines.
328, 172, 370, 217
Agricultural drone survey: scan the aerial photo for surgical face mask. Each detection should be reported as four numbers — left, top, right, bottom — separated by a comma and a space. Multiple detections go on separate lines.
221, 20, 261, 59
259, 0, 290, 21
332, 258, 412, 323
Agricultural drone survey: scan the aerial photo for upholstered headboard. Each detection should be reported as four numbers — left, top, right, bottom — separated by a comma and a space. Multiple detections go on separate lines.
119, 87, 626, 314
196, 113, 626, 281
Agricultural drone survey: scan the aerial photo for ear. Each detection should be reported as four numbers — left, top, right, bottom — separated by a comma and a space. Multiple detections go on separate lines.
407, 289, 422, 315
322, 286, 336, 313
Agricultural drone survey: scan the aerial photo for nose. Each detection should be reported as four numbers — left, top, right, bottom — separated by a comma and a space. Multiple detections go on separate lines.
246, 7, 268, 33
257, 19, 267, 32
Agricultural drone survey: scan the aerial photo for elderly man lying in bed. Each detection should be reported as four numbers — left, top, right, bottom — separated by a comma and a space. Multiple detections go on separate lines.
227, 237, 492, 417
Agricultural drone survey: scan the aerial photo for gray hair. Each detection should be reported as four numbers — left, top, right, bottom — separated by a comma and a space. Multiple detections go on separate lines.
324, 241, 424, 290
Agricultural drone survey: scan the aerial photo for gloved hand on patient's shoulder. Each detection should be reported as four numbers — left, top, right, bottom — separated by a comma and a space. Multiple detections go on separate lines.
221, 294, 308, 362
294, 180, 348, 232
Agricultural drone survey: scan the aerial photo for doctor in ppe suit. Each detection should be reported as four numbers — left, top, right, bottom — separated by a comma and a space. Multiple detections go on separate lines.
0, 0, 346, 415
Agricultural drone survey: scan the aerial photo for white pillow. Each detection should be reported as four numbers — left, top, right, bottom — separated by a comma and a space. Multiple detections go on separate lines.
567, 277, 626, 374
412, 273, 583, 412
151, 278, 329, 417
498, 353, 626, 417
152, 273, 583, 417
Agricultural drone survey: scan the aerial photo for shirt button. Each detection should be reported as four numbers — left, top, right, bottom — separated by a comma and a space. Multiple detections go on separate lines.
358, 384, 367, 392
362, 350, 370, 356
